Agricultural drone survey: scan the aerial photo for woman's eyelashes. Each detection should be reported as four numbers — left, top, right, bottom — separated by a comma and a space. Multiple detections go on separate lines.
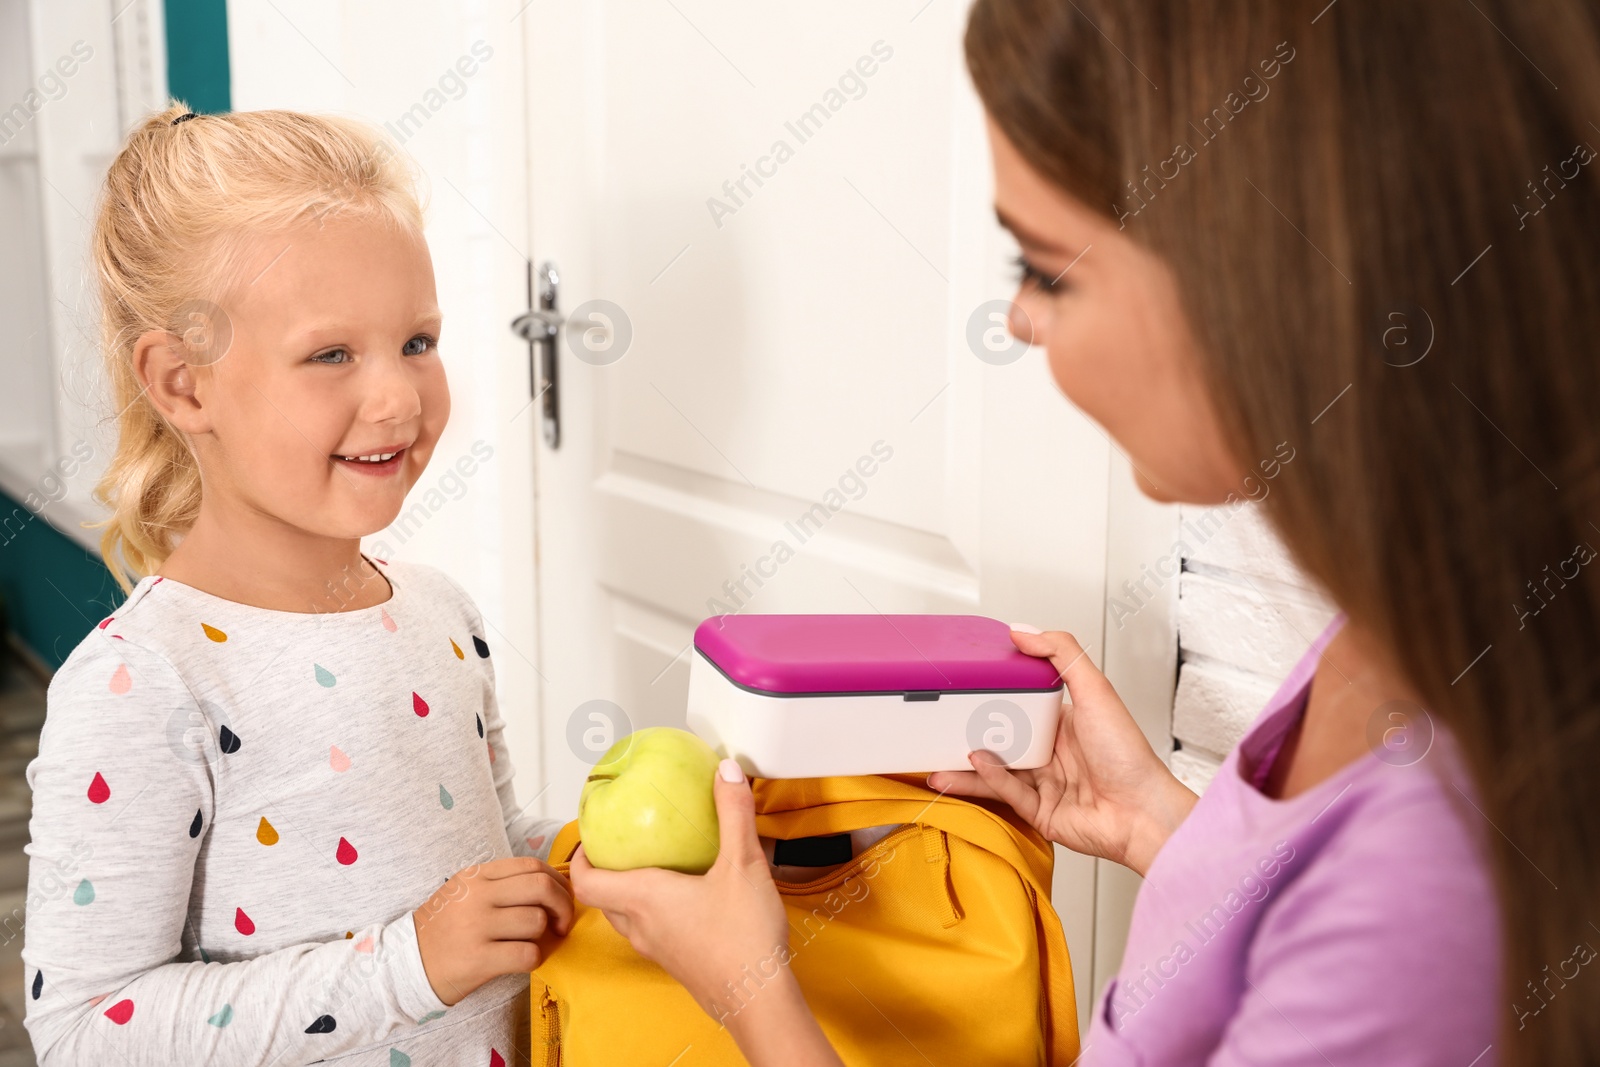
1012, 253, 1065, 294
308, 335, 437, 364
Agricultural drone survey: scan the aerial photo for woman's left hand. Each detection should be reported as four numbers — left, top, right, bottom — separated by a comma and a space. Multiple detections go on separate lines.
569, 759, 789, 1021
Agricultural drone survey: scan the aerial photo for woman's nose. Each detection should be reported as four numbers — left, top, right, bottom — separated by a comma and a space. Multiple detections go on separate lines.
1008, 298, 1038, 347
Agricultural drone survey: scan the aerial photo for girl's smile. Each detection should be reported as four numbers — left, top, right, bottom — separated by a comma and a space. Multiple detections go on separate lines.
333, 445, 410, 475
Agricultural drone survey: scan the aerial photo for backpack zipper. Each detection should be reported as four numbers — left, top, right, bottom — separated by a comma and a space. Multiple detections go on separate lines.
537, 986, 563, 1067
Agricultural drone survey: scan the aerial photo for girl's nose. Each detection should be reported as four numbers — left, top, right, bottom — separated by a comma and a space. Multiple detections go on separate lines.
361, 351, 425, 425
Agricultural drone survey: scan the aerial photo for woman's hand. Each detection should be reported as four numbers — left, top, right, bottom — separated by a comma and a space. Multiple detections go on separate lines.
928, 627, 1197, 876
570, 760, 844, 1067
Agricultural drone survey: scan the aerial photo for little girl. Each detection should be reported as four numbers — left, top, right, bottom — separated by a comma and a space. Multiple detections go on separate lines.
21, 104, 571, 1066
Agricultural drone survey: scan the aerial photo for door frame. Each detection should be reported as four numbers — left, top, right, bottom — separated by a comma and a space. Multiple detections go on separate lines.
1096, 455, 1182, 1004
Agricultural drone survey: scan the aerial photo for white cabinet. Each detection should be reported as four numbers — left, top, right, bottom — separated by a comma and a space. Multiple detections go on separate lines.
0, 0, 167, 551
1174, 504, 1336, 790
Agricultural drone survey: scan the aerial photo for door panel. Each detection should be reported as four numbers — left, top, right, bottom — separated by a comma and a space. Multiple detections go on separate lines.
523, 0, 1121, 1030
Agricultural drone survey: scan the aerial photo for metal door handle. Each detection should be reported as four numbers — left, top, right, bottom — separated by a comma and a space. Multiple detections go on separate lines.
511, 260, 562, 448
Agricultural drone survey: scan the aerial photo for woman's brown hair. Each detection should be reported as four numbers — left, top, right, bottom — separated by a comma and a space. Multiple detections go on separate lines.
967, 0, 1600, 1061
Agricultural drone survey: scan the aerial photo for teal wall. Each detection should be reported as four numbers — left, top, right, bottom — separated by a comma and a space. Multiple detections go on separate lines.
2, 0, 231, 670
163, 0, 231, 114
0, 494, 123, 669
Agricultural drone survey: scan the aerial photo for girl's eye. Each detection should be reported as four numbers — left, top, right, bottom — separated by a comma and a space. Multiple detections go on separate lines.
403, 335, 437, 356
310, 349, 350, 364
1011, 253, 1063, 295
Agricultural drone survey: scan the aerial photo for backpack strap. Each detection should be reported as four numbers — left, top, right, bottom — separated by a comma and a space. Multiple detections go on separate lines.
549, 820, 583, 865
750, 774, 1056, 903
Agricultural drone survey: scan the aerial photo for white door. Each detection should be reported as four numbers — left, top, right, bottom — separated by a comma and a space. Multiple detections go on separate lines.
519, 1, 1179, 1030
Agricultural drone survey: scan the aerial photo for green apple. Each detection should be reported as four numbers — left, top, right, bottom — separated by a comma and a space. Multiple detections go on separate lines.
578, 727, 722, 874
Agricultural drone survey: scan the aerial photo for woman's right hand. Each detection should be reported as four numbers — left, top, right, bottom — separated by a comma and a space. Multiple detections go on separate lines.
412, 856, 575, 1006
928, 627, 1197, 876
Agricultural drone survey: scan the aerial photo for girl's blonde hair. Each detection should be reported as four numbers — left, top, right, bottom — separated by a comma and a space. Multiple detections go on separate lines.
88, 102, 424, 592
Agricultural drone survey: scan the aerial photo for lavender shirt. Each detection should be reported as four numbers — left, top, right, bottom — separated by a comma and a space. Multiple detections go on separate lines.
1085, 617, 1501, 1066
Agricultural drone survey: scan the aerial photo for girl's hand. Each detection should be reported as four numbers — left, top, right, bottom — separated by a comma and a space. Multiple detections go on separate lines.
413, 856, 575, 1006
928, 627, 1197, 876
571, 761, 844, 1067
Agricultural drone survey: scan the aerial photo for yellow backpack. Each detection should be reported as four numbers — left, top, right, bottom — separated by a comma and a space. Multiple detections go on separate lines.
531, 773, 1079, 1065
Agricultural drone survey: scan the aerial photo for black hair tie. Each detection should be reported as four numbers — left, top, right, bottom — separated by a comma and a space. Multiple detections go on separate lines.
171, 112, 199, 125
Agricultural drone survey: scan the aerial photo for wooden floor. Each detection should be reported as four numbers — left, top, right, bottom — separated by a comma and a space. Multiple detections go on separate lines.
0, 652, 48, 1066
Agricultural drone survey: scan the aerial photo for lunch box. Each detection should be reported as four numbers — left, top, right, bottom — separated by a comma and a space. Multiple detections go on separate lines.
686, 614, 1064, 778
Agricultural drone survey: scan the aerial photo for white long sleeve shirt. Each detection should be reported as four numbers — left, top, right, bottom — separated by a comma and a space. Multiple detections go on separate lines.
22, 558, 564, 1065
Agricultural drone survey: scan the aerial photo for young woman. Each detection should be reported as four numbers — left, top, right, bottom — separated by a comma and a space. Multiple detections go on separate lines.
572, 2, 1600, 1064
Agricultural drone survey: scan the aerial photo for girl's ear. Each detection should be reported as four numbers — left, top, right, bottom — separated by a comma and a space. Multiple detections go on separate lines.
131, 329, 212, 435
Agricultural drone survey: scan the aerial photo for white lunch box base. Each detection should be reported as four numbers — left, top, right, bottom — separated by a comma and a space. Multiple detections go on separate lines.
686, 654, 1062, 779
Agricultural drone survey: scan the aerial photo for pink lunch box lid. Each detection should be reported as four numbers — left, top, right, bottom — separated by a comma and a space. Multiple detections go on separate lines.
693, 614, 1063, 695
